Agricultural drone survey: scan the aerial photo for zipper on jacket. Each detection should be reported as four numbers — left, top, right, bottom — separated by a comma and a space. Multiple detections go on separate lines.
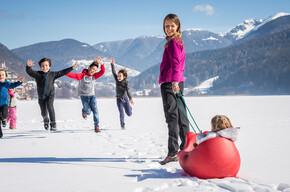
43, 72, 49, 99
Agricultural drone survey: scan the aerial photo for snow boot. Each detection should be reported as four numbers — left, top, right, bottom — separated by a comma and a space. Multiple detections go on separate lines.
159, 155, 178, 165
95, 126, 100, 133
50, 123, 57, 131
2, 119, 6, 128
82, 113, 87, 120
44, 122, 49, 130
0, 125, 3, 138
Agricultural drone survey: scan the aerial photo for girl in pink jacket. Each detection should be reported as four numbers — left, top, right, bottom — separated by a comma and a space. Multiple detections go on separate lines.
159, 14, 189, 165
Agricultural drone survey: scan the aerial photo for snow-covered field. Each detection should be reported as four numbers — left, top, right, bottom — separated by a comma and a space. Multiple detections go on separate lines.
1, 96, 290, 192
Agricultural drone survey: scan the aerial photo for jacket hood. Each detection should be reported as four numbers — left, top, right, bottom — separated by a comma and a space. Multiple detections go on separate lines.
82, 69, 93, 77
217, 127, 240, 142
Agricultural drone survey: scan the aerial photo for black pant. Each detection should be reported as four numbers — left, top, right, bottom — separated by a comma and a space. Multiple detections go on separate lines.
161, 82, 189, 157
38, 96, 56, 127
0, 105, 8, 120
0, 105, 8, 138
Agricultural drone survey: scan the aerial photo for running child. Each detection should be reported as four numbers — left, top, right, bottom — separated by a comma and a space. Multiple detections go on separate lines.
0, 69, 23, 138
66, 57, 105, 133
110, 58, 133, 129
7, 88, 30, 129
26, 58, 78, 131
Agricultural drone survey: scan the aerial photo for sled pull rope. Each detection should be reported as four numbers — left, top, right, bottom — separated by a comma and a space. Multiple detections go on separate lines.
173, 91, 202, 133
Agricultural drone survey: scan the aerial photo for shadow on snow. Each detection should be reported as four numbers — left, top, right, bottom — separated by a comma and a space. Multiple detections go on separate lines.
0, 157, 160, 164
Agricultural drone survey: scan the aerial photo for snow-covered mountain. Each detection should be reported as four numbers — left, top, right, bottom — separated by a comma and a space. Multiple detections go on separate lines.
254, 12, 290, 32
12, 39, 112, 72
222, 19, 263, 41
93, 12, 290, 72
93, 30, 231, 71
223, 12, 290, 42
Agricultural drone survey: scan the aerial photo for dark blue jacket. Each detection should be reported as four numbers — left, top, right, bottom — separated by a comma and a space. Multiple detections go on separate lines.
26, 66, 73, 99
0, 80, 22, 107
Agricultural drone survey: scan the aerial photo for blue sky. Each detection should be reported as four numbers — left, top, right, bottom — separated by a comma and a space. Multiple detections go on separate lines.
1, 0, 290, 49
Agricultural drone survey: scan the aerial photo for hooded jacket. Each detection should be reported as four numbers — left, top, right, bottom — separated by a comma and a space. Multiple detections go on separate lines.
0, 81, 22, 107
196, 127, 240, 145
66, 64, 105, 96
26, 66, 74, 99
159, 37, 185, 85
111, 63, 132, 100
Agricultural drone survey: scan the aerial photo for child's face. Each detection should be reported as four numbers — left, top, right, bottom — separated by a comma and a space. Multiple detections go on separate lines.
117, 72, 125, 82
88, 66, 98, 76
0, 71, 6, 82
40, 61, 51, 73
164, 19, 178, 37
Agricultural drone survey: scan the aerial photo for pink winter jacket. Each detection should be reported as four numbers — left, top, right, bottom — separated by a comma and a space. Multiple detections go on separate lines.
158, 37, 185, 85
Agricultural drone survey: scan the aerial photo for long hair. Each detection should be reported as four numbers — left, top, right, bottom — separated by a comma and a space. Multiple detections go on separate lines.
211, 115, 233, 132
163, 13, 184, 48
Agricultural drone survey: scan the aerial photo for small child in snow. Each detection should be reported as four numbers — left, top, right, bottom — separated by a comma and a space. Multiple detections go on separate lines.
0, 69, 23, 138
7, 88, 30, 129
195, 115, 240, 146
26, 58, 78, 131
110, 58, 134, 129
66, 57, 105, 133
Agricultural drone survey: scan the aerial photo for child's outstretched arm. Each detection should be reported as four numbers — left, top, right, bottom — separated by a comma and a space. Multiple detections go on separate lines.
93, 57, 105, 79
26, 60, 40, 78
8, 76, 23, 89
110, 58, 118, 81
55, 61, 79, 79
66, 61, 84, 81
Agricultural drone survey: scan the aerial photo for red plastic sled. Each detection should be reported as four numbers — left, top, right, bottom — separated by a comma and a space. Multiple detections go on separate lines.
177, 132, 241, 179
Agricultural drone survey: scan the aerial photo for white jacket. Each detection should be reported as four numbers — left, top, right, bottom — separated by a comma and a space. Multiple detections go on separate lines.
196, 127, 240, 145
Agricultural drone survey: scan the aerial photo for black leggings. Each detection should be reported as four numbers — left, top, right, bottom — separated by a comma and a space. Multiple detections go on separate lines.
0, 105, 8, 120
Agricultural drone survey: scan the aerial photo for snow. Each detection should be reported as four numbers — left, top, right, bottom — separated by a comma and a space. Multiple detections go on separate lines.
184, 28, 204, 32
253, 12, 290, 31
1, 96, 290, 192
222, 12, 290, 40
185, 76, 219, 94
202, 36, 219, 41
222, 18, 263, 40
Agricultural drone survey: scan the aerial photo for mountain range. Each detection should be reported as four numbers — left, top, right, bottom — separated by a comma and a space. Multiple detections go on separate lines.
131, 15, 290, 95
1, 12, 290, 95
12, 39, 111, 72
0, 43, 26, 77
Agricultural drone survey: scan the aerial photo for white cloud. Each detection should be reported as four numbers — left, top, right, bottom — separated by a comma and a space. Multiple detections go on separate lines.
193, 4, 215, 16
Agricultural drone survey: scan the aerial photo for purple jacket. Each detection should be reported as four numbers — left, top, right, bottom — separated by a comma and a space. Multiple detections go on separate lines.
158, 37, 185, 85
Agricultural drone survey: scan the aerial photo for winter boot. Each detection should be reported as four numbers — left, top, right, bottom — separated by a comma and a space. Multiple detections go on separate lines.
159, 155, 178, 165
2, 119, 6, 128
50, 123, 57, 131
44, 122, 49, 130
0, 125, 3, 138
95, 126, 100, 133
82, 113, 87, 120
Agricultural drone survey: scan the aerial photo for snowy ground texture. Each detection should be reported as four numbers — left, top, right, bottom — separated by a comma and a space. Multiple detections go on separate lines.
1, 96, 290, 192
